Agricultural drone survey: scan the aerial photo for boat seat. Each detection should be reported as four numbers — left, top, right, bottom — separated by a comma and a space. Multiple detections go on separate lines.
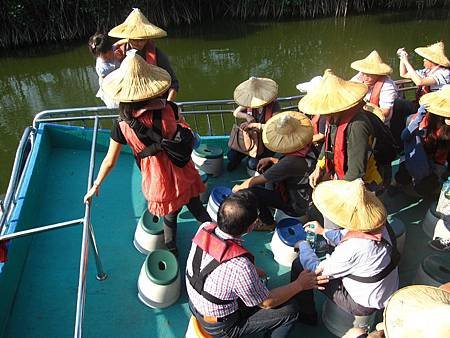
413, 253, 450, 287
134, 209, 165, 254
271, 218, 306, 267
388, 217, 406, 255
422, 201, 441, 238
322, 298, 380, 337
206, 186, 232, 222
192, 145, 223, 177
137, 249, 180, 308
185, 316, 212, 338
197, 169, 209, 203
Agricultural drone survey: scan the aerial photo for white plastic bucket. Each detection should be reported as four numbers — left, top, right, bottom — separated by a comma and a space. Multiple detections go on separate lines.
271, 218, 306, 267
192, 145, 223, 177
133, 209, 165, 255
206, 186, 232, 222
422, 202, 441, 239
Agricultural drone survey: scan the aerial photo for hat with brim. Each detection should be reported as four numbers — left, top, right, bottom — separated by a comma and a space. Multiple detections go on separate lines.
351, 50, 393, 75
102, 52, 171, 102
298, 69, 368, 115
363, 102, 386, 123
296, 76, 323, 93
234, 77, 278, 108
415, 41, 450, 67
419, 85, 450, 118
381, 285, 450, 338
262, 111, 313, 153
109, 8, 167, 40
312, 179, 387, 232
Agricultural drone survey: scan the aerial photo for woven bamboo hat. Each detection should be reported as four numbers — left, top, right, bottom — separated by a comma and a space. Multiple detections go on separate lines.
415, 41, 450, 67
234, 77, 278, 108
312, 179, 387, 232
419, 85, 450, 118
298, 69, 368, 115
363, 102, 386, 123
102, 51, 171, 102
380, 285, 450, 338
109, 8, 167, 40
351, 50, 393, 75
262, 111, 313, 153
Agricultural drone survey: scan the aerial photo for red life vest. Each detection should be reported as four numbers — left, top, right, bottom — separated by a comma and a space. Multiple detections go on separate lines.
369, 76, 386, 107
324, 110, 358, 179
118, 41, 158, 65
417, 113, 449, 165
311, 115, 321, 135
192, 223, 254, 263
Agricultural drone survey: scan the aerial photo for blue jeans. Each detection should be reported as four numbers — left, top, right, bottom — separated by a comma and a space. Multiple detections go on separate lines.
190, 300, 299, 338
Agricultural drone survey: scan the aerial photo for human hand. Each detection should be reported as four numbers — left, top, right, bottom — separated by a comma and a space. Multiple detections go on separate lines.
309, 166, 323, 188
246, 115, 256, 123
256, 158, 273, 173
244, 122, 261, 131
303, 221, 324, 236
295, 269, 329, 291
84, 184, 99, 204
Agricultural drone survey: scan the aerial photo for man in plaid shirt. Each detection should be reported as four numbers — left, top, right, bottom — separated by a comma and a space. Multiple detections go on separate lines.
186, 190, 328, 337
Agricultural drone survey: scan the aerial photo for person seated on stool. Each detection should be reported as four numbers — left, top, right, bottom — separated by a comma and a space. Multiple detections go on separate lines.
232, 111, 317, 231
186, 190, 328, 338
227, 77, 281, 172
291, 179, 399, 323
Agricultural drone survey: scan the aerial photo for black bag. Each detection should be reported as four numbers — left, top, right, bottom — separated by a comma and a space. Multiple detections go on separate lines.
127, 102, 194, 168
366, 112, 400, 165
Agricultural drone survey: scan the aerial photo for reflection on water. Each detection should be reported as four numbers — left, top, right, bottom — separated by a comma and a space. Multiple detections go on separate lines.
0, 12, 449, 192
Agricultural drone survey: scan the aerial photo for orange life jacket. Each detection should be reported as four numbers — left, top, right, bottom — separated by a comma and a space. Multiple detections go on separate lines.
418, 113, 449, 165
118, 41, 158, 65
311, 115, 321, 135
324, 110, 358, 179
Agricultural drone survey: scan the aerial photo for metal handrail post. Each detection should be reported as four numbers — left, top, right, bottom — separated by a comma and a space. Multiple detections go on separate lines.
74, 116, 106, 338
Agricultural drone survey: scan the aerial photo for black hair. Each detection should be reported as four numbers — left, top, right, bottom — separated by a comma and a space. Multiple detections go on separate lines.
88, 32, 113, 57
424, 113, 450, 154
118, 101, 149, 122
217, 190, 258, 236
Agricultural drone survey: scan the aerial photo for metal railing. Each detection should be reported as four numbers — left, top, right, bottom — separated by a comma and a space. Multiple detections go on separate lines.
0, 81, 416, 338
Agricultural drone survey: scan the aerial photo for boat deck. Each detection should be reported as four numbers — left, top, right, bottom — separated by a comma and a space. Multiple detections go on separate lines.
1, 124, 437, 338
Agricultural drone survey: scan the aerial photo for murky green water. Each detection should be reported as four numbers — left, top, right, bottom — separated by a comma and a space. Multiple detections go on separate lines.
1, 11, 450, 192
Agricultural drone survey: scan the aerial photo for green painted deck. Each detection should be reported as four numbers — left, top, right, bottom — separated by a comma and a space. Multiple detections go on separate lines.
0, 124, 439, 338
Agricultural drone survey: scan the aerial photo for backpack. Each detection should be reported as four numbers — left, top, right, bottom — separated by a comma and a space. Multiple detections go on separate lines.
366, 112, 400, 165
126, 101, 194, 168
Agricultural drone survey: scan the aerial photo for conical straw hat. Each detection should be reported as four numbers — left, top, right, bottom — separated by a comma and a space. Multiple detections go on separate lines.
415, 41, 450, 67
102, 52, 171, 102
298, 69, 368, 115
363, 102, 386, 123
381, 285, 450, 338
234, 77, 278, 108
109, 8, 167, 40
419, 85, 450, 118
262, 111, 313, 153
351, 50, 393, 75
312, 179, 387, 232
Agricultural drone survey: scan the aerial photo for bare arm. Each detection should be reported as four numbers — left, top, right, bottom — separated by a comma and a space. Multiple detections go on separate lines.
167, 88, 177, 102
400, 55, 437, 86
232, 175, 267, 192
233, 106, 255, 122
83, 139, 122, 203
259, 270, 328, 309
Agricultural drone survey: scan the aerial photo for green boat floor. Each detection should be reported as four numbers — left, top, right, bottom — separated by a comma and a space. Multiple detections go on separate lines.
3, 141, 437, 338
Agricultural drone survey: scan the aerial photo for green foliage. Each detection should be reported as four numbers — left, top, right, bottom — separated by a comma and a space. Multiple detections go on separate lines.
0, 0, 448, 47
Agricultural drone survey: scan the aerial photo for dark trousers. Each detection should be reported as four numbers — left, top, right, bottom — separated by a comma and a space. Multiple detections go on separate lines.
163, 196, 211, 245
227, 147, 274, 170
190, 300, 299, 338
247, 186, 295, 224
390, 98, 418, 148
290, 259, 377, 317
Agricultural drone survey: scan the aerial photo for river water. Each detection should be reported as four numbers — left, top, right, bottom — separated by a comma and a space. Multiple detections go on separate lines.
1, 10, 449, 193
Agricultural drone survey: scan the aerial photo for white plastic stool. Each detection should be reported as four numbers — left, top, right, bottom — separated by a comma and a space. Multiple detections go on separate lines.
413, 254, 450, 287
198, 169, 209, 203
271, 218, 306, 267
322, 298, 379, 337
206, 186, 232, 222
133, 209, 165, 254
388, 217, 406, 255
137, 249, 180, 308
274, 209, 307, 223
185, 316, 212, 338
422, 202, 441, 239
433, 218, 450, 240
192, 145, 223, 177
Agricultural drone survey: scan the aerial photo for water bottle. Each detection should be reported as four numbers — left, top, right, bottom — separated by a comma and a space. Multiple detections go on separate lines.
436, 177, 450, 220
305, 223, 316, 249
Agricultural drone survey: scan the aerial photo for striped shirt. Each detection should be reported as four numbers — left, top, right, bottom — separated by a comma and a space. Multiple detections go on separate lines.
417, 67, 450, 91
186, 225, 270, 318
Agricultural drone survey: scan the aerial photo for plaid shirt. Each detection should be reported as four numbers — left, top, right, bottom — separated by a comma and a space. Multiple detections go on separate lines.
186, 225, 270, 318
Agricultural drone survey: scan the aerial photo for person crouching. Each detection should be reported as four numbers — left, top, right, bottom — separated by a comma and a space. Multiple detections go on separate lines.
186, 190, 328, 337
291, 179, 399, 322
